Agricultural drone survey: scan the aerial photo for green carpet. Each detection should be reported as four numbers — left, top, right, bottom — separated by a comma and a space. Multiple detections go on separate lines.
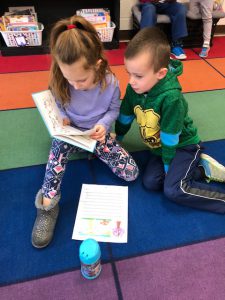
185, 89, 225, 141
1, 89, 225, 170
0, 109, 87, 171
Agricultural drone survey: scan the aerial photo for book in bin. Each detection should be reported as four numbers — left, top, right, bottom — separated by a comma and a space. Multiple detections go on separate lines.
32, 90, 97, 152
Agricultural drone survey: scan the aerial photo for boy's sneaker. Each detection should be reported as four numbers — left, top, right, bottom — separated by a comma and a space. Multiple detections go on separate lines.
199, 153, 225, 183
171, 46, 187, 60
199, 47, 210, 58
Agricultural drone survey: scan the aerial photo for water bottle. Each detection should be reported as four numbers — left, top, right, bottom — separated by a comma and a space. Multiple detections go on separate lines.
79, 238, 102, 279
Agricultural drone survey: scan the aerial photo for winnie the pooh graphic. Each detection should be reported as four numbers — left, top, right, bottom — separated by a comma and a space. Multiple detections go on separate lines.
134, 105, 161, 148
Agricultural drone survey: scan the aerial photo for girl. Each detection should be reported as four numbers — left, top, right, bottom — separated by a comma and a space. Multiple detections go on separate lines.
31, 15, 139, 248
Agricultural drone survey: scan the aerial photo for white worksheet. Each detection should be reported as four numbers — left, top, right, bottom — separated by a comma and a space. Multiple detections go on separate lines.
72, 184, 128, 243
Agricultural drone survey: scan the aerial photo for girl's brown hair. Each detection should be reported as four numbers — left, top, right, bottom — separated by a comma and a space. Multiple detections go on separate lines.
49, 15, 112, 105
125, 27, 170, 73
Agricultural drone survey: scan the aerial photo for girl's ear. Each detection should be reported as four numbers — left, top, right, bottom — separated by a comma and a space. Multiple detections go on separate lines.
95, 59, 102, 69
157, 68, 168, 80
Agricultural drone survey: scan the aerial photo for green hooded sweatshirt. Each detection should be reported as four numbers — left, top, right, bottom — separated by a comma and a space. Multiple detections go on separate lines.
115, 59, 200, 170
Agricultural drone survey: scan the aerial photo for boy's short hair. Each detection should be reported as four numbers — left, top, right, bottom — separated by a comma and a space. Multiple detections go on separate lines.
125, 27, 171, 73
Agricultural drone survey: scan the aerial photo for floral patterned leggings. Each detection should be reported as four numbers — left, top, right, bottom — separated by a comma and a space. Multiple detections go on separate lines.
42, 134, 139, 199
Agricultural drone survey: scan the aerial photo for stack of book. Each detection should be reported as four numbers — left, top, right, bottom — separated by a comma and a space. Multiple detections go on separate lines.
0, 6, 43, 47
76, 8, 111, 29
0, 6, 38, 32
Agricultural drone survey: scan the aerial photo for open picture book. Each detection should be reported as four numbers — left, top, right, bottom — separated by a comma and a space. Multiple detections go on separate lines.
32, 90, 97, 152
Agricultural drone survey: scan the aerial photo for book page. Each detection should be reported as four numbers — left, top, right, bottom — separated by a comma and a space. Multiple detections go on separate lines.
32, 90, 97, 152
54, 125, 95, 137
32, 90, 64, 136
72, 184, 128, 243
54, 134, 96, 150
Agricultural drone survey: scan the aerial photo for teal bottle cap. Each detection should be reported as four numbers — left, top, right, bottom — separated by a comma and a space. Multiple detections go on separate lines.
79, 238, 101, 265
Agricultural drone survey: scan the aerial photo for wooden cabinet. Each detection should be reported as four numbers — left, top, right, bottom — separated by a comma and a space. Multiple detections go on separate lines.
0, 0, 120, 56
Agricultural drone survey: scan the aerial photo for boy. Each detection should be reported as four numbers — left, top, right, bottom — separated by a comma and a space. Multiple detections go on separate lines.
188, 0, 214, 58
139, 0, 187, 60
115, 27, 225, 213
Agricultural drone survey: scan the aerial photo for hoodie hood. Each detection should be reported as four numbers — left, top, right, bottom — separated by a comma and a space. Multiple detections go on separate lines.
148, 59, 183, 97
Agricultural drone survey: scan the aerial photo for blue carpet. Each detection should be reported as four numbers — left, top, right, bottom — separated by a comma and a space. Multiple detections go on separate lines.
1, 139, 225, 286
0, 160, 110, 286
91, 139, 225, 259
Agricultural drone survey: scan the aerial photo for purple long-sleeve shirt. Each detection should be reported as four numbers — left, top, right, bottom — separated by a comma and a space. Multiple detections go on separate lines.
56, 74, 120, 132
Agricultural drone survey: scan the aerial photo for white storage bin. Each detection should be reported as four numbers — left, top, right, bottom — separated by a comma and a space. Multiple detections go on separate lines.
0, 23, 44, 47
96, 22, 116, 42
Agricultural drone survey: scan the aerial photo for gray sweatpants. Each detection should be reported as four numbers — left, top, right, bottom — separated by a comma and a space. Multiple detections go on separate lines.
189, 0, 213, 47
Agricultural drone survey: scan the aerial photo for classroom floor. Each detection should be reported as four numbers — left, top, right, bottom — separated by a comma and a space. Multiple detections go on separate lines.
1, 37, 225, 299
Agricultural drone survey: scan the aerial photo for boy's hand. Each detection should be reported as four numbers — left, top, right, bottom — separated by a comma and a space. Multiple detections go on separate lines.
110, 133, 123, 142
90, 124, 106, 144
63, 118, 70, 126
110, 133, 116, 139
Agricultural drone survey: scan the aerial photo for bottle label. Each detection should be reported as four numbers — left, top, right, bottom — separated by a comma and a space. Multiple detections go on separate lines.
81, 259, 101, 279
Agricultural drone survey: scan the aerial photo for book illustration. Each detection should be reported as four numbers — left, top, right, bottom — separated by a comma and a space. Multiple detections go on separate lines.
14, 33, 29, 46
0, 18, 6, 31
2, 15, 37, 31
7, 24, 39, 31
4, 14, 36, 24
41, 93, 94, 136
78, 218, 112, 238
32, 90, 97, 152
8, 7, 37, 24
112, 221, 125, 237
41, 92, 62, 131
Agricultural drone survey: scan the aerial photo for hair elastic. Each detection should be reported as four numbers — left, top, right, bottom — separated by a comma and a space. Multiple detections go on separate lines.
67, 24, 76, 30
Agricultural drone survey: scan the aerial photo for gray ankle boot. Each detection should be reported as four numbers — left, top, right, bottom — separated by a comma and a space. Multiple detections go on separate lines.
31, 190, 60, 248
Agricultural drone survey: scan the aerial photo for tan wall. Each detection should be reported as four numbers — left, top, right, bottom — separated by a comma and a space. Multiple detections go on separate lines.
120, 0, 225, 30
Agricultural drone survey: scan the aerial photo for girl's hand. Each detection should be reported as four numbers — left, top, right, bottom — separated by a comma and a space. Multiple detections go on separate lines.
90, 124, 106, 144
63, 118, 70, 126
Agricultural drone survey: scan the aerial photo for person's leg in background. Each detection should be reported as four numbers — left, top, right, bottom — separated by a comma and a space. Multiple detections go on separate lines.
199, 0, 213, 58
188, 0, 201, 19
140, 3, 157, 28
158, 2, 188, 60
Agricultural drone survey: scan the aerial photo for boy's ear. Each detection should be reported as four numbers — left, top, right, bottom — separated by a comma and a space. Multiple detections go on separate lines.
157, 68, 168, 80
